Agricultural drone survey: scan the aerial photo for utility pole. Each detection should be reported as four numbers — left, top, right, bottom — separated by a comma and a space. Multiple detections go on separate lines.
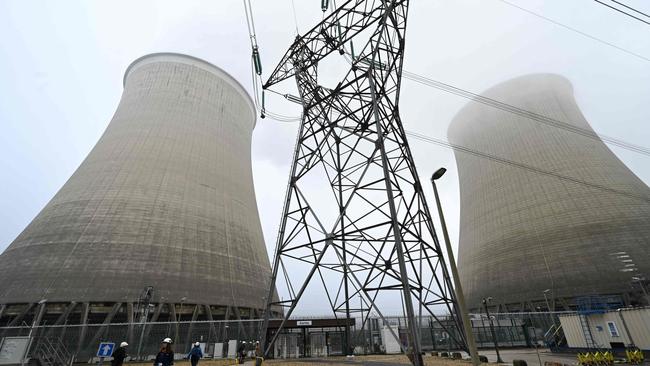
258, 1, 468, 365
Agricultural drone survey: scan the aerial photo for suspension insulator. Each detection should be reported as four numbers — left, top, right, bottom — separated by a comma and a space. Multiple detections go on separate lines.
252, 46, 263, 76
321, 0, 329, 12
336, 23, 345, 54
284, 94, 302, 104
260, 89, 266, 119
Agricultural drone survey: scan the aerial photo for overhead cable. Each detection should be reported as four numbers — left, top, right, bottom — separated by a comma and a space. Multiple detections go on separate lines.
243, 0, 650, 158
400, 69, 650, 157
592, 0, 650, 26
494, 0, 650, 62
405, 130, 650, 204
343, 52, 650, 158
609, 0, 650, 18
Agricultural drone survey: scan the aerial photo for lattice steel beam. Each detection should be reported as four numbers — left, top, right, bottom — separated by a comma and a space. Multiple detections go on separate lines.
261, 1, 466, 364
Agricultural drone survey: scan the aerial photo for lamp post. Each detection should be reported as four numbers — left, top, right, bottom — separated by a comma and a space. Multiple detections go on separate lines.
179, 297, 187, 349
482, 297, 503, 364
542, 289, 555, 328
430, 168, 480, 366
632, 276, 649, 301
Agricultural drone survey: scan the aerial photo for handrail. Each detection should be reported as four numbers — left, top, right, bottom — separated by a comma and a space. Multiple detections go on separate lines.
33, 337, 73, 366
544, 324, 558, 339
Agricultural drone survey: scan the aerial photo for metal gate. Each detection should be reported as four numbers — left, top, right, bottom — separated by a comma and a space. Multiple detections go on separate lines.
273, 333, 299, 359
309, 333, 327, 357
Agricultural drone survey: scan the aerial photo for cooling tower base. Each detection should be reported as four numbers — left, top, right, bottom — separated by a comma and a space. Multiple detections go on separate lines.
0, 301, 281, 328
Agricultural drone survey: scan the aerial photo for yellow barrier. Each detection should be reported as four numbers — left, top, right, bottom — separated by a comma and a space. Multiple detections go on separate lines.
626, 349, 644, 365
576, 351, 614, 366
577, 352, 593, 366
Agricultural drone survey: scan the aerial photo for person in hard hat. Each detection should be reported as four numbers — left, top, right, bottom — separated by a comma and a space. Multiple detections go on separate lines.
111, 342, 128, 366
187, 342, 203, 366
237, 341, 246, 364
254, 341, 262, 358
154, 338, 174, 366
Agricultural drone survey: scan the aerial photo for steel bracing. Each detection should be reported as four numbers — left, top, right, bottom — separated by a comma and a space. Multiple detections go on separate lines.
260, 1, 466, 364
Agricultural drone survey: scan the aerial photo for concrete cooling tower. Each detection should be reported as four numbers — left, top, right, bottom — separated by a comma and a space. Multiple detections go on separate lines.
0, 53, 274, 326
448, 74, 650, 311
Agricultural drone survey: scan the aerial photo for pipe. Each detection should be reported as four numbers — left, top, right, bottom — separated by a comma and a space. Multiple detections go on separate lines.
616, 309, 635, 347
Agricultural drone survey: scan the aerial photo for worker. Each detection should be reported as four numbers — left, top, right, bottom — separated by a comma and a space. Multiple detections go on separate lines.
237, 341, 246, 364
111, 342, 128, 366
154, 338, 174, 366
187, 342, 203, 366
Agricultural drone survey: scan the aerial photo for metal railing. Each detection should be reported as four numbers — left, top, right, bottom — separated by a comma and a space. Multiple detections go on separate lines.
33, 337, 73, 366
0, 312, 576, 362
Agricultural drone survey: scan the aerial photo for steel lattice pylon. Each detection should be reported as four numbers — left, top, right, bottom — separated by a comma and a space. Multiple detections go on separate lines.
260, 1, 467, 363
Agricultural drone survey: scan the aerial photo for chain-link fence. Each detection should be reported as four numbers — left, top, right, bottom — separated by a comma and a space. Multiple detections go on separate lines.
0, 312, 574, 363
0, 319, 263, 363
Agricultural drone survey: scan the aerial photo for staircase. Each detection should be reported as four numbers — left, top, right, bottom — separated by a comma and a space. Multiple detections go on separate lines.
544, 323, 567, 350
578, 314, 597, 349
32, 337, 73, 366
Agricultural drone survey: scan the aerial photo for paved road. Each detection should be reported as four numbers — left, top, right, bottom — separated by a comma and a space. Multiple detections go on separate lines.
243, 349, 580, 365
468, 348, 578, 365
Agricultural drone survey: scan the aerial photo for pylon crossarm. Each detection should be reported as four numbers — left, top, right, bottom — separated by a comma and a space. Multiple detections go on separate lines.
265, 0, 397, 88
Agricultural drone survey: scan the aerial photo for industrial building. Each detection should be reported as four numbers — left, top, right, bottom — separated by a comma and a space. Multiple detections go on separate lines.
448, 74, 650, 312
559, 307, 650, 351
0, 53, 275, 330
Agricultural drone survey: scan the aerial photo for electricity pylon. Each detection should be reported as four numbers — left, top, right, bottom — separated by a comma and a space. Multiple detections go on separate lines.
260, 1, 467, 364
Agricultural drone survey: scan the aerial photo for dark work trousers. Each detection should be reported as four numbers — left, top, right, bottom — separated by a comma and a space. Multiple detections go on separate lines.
190, 357, 199, 366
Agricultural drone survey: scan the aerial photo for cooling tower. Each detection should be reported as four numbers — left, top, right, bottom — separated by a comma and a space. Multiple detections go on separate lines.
448, 74, 650, 311
0, 53, 274, 326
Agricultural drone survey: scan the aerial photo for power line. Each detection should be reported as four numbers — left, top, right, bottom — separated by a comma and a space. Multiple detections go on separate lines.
609, 0, 650, 18
399, 69, 650, 157
243, 0, 650, 157
593, 0, 650, 26
260, 52, 650, 158
343, 52, 650, 158
493, 0, 650, 62
242, 0, 650, 157
404, 130, 650, 204
289, 0, 300, 35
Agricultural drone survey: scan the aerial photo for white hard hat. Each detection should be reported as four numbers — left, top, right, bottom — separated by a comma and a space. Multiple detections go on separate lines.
194, 342, 200, 346
162, 337, 173, 344
120, 342, 128, 347
242, 341, 246, 344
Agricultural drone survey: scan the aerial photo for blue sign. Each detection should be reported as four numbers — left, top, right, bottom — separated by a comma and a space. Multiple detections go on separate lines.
97, 342, 115, 357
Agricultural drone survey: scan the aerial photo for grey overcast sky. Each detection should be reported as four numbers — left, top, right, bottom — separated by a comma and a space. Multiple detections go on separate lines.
1, 1, 649, 314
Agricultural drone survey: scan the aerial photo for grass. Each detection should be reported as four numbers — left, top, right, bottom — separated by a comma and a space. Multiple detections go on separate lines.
261, 354, 481, 365
125, 354, 484, 366
126, 360, 237, 366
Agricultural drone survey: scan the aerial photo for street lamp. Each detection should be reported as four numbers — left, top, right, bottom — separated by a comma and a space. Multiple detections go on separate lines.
632, 276, 649, 303
542, 289, 555, 328
179, 296, 187, 323
482, 297, 503, 364
430, 168, 480, 366
179, 297, 187, 350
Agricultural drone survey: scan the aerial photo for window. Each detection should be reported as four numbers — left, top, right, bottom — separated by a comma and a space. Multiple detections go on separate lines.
607, 321, 619, 337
